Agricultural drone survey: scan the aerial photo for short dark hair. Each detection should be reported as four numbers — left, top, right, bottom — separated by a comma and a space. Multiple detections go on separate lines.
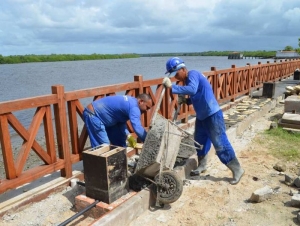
137, 93, 151, 101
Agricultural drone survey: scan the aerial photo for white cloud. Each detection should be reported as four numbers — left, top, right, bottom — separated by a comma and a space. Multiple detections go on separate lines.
0, 0, 299, 55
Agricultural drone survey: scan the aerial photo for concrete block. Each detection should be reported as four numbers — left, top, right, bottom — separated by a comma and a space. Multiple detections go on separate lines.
249, 186, 273, 203
289, 189, 298, 196
91, 189, 154, 226
284, 95, 300, 113
291, 194, 300, 207
281, 113, 300, 125
83, 145, 129, 204
262, 82, 275, 98
285, 174, 295, 185
294, 177, 300, 188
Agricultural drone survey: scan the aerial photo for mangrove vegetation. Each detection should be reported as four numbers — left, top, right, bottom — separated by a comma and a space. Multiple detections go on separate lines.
0, 50, 280, 65
0, 53, 140, 64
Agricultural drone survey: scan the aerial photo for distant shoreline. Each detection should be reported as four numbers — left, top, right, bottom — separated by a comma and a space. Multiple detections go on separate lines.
0, 51, 277, 65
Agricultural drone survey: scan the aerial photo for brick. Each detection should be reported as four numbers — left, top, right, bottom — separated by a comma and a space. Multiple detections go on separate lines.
75, 191, 137, 219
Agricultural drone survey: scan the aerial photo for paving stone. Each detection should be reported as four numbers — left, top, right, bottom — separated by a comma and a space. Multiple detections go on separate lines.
273, 162, 287, 172
291, 194, 300, 207
294, 177, 300, 188
249, 185, 273, 203
284, 95, 300, 113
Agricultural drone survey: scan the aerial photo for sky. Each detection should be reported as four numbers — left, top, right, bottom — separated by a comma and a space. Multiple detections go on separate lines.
0, 0, 300, 56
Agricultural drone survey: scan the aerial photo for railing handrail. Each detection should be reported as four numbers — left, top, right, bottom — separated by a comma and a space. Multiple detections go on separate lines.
1, 59, 299, 194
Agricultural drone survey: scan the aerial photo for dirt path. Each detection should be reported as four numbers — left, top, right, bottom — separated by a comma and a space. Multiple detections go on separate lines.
1, 102, 300, 226
129, 103, 300, 226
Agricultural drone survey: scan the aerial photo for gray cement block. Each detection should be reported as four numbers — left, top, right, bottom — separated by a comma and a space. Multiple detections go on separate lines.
294, 177, 300, 188
249, 186, 273, 203
291, 194, 300, 207
91, 189, 153, 226
281, 113, 300, 125
284, 95, 300, 113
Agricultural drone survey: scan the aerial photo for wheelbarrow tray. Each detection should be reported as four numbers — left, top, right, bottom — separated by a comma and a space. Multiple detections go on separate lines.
134, 113, 184, 178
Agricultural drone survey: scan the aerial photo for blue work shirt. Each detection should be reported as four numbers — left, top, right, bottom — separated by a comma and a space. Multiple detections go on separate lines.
171, 70, 220, 120
91, 95, 147, 141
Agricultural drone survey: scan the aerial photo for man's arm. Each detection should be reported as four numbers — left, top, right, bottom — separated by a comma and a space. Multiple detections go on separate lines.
129, 107, 147, 142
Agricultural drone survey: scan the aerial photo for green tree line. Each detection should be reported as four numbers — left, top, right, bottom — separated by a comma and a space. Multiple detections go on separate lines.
0, 48, 298, 65
141, 50, 276, 58
283, 38, 300, 53
0, 53, 139, 64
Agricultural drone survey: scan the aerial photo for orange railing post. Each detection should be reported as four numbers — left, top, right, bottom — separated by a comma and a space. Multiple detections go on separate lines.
51, 85, 72, 178
231, 65, 236, 102
211, 67, 218, 100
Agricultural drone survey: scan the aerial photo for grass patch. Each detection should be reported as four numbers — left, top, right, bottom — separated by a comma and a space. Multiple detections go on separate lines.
263, 127, 300, 161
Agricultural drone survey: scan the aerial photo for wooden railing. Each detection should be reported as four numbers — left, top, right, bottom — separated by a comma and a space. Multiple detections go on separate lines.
1, 59, 299, 193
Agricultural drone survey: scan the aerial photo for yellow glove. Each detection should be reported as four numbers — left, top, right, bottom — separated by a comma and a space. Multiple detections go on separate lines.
127, 135, 137, 148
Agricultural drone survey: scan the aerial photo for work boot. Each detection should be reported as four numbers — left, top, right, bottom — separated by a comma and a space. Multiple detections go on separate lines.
190, 155, 208, 176
226, 157, 245, 185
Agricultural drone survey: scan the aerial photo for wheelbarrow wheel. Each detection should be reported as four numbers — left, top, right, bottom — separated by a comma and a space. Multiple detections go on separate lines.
152, 170, 183, 204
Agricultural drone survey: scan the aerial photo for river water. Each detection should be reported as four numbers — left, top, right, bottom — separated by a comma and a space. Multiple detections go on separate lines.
0, 56, 271, 102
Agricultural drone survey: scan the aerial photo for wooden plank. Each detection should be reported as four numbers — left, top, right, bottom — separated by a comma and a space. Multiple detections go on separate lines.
0, 115, 17, 179
15, 107, 45, 175
79, 126, 88, 154
0, 160, 65, 194
43, 105, 56, 163
68, 100, 80, 155
52, 85, 72, 178
64, 82, 140, 101
0, 95, 57, 114
7, 113, 51, 164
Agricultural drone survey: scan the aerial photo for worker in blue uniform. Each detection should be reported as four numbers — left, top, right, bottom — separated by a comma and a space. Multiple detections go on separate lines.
83, 94, 152, 148
162, 57, 244, 185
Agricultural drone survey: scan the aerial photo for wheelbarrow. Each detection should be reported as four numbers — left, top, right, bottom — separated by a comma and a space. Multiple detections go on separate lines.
134, 86, 202, 205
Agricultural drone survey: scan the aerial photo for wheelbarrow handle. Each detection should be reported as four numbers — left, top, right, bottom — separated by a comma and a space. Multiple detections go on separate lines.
150, 85, 166, 126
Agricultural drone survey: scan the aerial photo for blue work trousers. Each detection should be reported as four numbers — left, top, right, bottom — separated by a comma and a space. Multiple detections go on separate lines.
194, 110, 235, 164
83, 109, 127, 148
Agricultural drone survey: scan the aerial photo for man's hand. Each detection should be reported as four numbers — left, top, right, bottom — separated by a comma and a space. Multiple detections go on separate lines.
162, 77, 172, 88
127, 135, 137, 148
178, 94, 186, 105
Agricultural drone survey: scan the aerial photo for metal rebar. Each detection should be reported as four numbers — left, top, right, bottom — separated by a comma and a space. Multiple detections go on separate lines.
76, 181, 86, 187
57, 200, 99, 226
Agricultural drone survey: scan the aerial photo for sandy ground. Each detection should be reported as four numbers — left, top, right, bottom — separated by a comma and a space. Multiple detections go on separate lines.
129, 102, 300, 226
1, 102, 300, 226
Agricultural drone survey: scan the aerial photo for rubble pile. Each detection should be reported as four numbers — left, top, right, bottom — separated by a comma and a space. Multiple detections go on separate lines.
249, 161, 300, 222
284, 84, 300, 97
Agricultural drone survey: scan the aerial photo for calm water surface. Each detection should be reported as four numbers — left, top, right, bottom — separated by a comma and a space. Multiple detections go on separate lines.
0, 56, 271, 102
